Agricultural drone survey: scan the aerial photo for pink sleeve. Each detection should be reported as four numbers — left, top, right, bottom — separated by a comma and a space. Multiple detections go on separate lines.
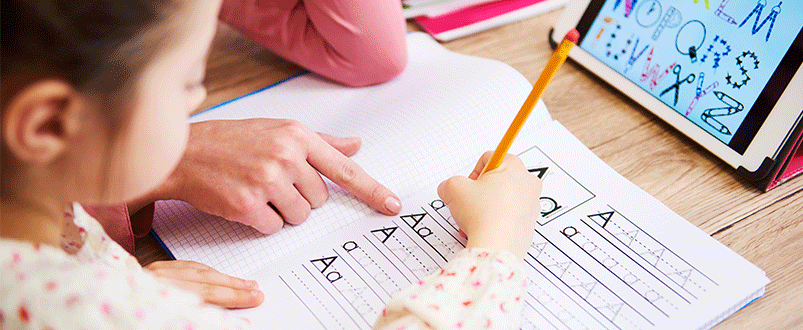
82, 204, 139, 255
219, 0, 408, 87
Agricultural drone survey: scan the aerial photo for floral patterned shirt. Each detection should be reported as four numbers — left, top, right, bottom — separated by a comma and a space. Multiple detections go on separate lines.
2, 204, 526, 329
1, 203, 248, 329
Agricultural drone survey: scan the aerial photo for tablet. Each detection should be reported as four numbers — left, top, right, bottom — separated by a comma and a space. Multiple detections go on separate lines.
551, 0, 803, 176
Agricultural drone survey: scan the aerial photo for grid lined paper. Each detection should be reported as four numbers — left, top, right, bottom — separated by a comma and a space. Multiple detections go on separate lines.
153, 33, 552, 278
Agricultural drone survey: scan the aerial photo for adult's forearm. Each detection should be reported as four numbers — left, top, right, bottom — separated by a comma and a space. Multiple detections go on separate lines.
219, 0, 408, 87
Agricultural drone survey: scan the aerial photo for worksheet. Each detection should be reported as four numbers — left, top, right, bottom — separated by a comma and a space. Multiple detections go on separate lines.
152, 33, 768, 329
233, 121, 768, 329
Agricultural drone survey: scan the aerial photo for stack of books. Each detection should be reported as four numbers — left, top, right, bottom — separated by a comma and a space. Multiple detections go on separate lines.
404, 0, 568, 41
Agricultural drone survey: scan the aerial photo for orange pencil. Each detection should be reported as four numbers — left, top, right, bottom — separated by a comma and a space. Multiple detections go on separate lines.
480, 29, 579, 175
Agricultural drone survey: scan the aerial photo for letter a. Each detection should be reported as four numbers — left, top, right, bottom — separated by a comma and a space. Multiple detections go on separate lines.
310, 256, 338, 273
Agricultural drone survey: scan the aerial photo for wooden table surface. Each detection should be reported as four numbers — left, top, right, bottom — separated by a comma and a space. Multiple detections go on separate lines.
136, 8, 803, 329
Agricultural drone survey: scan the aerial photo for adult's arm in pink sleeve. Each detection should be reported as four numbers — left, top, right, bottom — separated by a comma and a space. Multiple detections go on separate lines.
83, 203, 152, 255
219, 0, 408, 87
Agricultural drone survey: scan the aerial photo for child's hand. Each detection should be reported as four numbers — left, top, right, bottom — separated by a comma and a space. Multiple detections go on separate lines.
437, 152, 542, 260
145, 260, 264, 309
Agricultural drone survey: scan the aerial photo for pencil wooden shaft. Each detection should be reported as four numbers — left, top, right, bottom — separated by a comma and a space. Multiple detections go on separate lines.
481, 38, 575, 175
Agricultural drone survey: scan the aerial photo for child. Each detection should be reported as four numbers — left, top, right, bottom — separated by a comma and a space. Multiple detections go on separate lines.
1, 1, 542, 329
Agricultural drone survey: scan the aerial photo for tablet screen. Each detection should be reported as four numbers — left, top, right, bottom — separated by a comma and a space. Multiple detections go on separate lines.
575, 0, 803, 154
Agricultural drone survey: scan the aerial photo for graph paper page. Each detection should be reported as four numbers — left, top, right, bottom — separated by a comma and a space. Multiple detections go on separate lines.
153, 32, 552, 277
232, 121, 768, 329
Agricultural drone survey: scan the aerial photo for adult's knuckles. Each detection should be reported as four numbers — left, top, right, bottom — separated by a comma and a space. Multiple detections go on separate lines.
265, 142, 303, 167
252, 161, 288, 190
277, 119, 312, 141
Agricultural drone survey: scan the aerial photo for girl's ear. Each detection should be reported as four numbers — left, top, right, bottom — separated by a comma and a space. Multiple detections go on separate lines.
2, 80, 85, 164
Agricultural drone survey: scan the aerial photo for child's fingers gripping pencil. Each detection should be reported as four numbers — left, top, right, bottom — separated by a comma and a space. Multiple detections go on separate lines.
480, 29, 579, 175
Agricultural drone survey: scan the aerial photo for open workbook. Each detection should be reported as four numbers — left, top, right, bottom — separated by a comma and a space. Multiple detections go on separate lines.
153, 32, 768, 329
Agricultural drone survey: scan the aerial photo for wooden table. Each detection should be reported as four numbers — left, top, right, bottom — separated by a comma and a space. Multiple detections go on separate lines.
136, 8, 803, 329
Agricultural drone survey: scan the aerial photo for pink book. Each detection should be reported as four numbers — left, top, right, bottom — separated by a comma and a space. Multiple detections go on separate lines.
415, 0, 567, 41
762, 123, 803, 191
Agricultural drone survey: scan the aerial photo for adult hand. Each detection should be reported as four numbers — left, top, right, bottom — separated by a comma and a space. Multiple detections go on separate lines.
149, 118, 401, 234
437, 152, 542, 260
145, 260, 263, 309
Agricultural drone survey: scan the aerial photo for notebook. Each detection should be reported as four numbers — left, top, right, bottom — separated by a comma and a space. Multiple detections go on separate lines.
152, 32, 769, 329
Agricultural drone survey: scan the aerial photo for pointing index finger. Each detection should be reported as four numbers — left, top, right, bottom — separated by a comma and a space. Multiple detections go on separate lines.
307, 134, 401, 215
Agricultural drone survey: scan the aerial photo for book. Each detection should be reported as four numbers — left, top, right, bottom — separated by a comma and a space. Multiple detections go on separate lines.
152, 32, 769, 329
411, 0, 569, 41
403, 0, 500, 19
761, 123, 803, 190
